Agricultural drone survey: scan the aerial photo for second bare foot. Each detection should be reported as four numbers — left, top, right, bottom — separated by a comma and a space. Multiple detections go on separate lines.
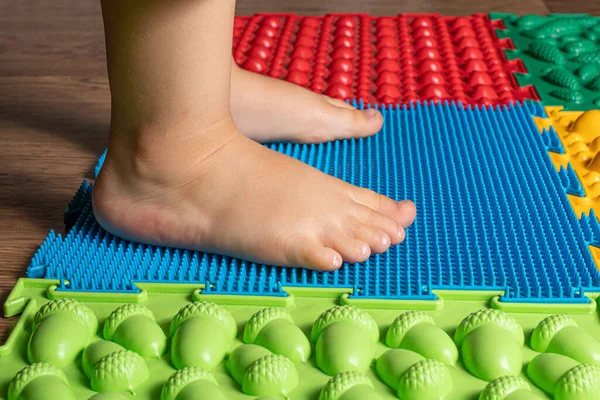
230, 63, 384, 143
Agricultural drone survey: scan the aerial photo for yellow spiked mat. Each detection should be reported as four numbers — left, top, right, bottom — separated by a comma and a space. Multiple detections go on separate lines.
534, 107, 600, 218
535, 107, 600, 269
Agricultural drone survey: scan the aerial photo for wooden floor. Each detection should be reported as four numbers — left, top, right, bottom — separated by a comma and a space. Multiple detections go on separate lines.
0, 0, 598, 341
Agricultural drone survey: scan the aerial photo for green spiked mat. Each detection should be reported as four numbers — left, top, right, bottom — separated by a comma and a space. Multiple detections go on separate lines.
492, 13, 600, 110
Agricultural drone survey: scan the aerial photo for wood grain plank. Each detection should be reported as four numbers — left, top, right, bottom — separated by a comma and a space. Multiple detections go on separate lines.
0, 75, 110, 342
0, 1, 106, 77
236, 0, 550, 16
544, 0, 600, 15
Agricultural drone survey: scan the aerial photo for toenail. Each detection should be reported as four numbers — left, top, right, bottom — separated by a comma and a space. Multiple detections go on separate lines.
361, 243, 370, 256
382, 234, 390, 246
397, 227, 406, 241
333, 254, 343, 268
365, 108, 379, 120
397, 200, 413, 208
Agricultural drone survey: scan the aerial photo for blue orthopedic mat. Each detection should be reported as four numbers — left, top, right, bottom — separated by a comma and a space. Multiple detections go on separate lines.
28, 101, 600, 302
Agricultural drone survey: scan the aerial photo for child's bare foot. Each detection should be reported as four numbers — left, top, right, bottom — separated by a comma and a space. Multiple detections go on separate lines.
230, 63, 383, 143
93, 118, 415, 271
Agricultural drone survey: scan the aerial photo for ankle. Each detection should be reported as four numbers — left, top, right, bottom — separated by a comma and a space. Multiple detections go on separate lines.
101, 116, 240, 185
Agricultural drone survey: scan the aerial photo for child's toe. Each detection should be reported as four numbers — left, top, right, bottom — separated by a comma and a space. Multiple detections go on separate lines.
285, 236, 343, 271
325, 228, 371, 264
355, 205, 403, 245
350, 222, 391, 254
352, 187, 402, 218
313, 96, 383, 141
395, 200, 417, 228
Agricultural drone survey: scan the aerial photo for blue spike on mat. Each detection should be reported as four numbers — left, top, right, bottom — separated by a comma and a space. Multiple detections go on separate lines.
93, 149, 107, 179
558, 163, 586, 197
64, 180, 93, 227
580, 209, 600, 249
29, 101, 600, 302
540, 126, 565, 154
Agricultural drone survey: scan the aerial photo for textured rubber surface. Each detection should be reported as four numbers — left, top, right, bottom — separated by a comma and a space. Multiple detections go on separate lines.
492, 13, 600, 110
231, 14, 537, 105
4, 280, 600, 399
535, 108, 600, 219
31, 102, 600, 302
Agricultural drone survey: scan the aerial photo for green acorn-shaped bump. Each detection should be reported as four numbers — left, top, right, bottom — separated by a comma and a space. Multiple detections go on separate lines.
397, 359, 453, 400
555, 364, 600, 400
479, 376, 544, 400
170, 301, 237, 369
91, 350, 149, 393
227, 344, 274, 385
88, 393, 129, 400
82, 340, 126, 380
242, 354, 299, 397
311, 305, 379, 376
103, 304, 167, 358
531, 314, 600, 366
318, 371, 383, 400
161, 367, 227, 400
8, 362, 76, 400
386, 311, 458, 366
528, 353, 600, 399
28, 298, 98, 367
243, 307, 311, 363
528, 353, 579, 395
454, 309, 524, 382
376, 349, 425, 390
375, 349, 452, 400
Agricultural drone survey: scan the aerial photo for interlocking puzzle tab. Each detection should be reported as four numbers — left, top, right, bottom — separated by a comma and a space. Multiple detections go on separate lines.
232, 14, 537, 105
493, 13, 600, 110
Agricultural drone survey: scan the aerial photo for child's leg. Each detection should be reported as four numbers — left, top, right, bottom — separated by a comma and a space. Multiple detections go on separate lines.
93, 0, 416, 271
